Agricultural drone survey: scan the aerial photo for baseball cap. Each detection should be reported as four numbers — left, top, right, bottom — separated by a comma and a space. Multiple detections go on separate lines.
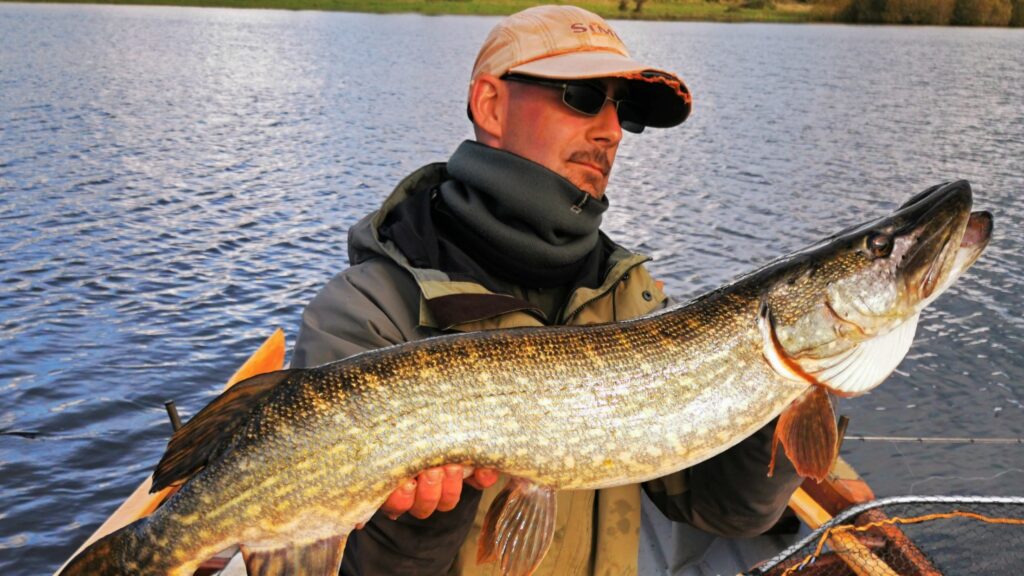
469, 5, 692, 128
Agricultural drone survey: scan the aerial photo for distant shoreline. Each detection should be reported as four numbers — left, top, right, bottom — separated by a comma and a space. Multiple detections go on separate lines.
5, 0, 1022, 26
1, 0, 822, 23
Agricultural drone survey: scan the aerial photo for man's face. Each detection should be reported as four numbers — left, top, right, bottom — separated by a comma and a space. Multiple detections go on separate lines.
499, 78, 627, 199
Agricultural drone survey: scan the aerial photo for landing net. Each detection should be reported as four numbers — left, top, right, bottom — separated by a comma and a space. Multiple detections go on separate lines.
745, 495, 1024, 576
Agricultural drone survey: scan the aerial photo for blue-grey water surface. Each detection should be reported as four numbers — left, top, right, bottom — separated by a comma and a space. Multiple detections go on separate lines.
1, 4, 1022, 574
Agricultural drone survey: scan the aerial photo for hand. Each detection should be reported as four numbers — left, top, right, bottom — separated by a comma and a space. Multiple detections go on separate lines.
378, 465, 499, 521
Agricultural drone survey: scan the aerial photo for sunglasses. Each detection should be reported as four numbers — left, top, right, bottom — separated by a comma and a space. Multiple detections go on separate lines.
502, 74, 646, 134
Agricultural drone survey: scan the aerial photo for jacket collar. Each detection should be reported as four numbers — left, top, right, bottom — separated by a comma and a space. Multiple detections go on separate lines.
348, 162, 651, 330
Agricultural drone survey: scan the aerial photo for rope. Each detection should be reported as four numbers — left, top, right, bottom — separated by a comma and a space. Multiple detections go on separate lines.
748, 496, 1024, 575
780, 510, 1024, 575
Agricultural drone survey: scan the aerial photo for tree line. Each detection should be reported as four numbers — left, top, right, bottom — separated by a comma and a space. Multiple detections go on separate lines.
611, 0, 1023, 26
825, 0, 1023, 26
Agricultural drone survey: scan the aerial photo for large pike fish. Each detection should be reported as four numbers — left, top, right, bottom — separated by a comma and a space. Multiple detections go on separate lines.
61, 181, 992, 576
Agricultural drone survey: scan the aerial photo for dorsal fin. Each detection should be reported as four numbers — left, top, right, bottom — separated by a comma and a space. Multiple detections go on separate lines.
151, 370, 294, 492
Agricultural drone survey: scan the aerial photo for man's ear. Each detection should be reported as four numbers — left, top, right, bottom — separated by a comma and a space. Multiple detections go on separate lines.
469, 75, 505, 145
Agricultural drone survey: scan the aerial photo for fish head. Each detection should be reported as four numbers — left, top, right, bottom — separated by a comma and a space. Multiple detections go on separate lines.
761, 180, 992, 396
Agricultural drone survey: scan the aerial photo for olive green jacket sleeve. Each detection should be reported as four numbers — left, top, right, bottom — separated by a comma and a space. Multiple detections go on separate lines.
291, 258, 429, 367
291, 258, 483, 576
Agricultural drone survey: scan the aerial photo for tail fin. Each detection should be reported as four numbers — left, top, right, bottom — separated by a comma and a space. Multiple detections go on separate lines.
58, 520, 148, 576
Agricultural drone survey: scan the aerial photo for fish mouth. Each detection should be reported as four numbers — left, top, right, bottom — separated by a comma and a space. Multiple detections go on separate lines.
940, 209, 992, 292
960, 210, 993, 251
897, 181, 990, 303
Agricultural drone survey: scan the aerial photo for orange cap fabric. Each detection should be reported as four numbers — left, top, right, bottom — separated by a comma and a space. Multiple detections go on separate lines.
469, 5, 691, 127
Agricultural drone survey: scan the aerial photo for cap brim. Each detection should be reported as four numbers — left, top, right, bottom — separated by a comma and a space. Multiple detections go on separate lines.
510, 50, 691, 128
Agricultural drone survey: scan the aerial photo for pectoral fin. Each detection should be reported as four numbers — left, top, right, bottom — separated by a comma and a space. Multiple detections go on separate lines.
240, 535, 346, 576
759, 298, 841, 481
769, 385, 838, 482
477, 478, 556, 576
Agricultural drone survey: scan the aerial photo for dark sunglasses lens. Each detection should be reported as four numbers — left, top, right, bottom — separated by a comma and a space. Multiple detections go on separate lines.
617, 101, 646, 134
557, 79, 647, 134
562, 83, 608, 115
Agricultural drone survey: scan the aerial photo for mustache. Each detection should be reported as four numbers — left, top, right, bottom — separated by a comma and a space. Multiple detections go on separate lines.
568, 149, 612, 176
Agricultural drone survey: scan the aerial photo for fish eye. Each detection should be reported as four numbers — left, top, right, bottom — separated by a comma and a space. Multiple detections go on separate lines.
866, 232, 894, 259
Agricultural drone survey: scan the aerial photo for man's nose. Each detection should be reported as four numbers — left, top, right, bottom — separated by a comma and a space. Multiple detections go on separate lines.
590, 100, 623, 146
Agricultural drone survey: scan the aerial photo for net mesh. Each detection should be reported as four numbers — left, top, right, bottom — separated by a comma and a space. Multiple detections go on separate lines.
745, 496, 1024, 576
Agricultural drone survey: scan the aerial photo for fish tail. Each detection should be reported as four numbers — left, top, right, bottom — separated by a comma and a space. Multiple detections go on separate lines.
59, 519, 164, 576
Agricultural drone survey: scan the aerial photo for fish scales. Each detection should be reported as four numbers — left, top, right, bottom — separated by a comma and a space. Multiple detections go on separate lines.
330, 289, 794, 487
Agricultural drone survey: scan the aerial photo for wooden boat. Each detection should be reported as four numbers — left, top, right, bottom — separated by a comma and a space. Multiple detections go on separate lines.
57, 329, 940, 576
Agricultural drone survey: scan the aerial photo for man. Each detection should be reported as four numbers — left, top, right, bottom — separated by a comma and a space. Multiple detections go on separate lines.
292, 5, 802, 575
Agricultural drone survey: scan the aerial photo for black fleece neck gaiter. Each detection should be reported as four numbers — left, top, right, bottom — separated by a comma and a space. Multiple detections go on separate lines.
435, 140, 608, 287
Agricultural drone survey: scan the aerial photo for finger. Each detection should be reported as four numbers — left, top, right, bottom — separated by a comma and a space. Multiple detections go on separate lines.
408, 467, 444, 519
466, 467, 500, 491
436, 464, 465, 512
380, 478, 417, 519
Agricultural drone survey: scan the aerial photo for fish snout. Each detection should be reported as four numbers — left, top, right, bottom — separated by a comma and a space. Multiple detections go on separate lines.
898, 179, 971, 212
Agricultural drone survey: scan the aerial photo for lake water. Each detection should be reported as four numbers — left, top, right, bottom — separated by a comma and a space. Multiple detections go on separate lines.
1, 4, 1022, 573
